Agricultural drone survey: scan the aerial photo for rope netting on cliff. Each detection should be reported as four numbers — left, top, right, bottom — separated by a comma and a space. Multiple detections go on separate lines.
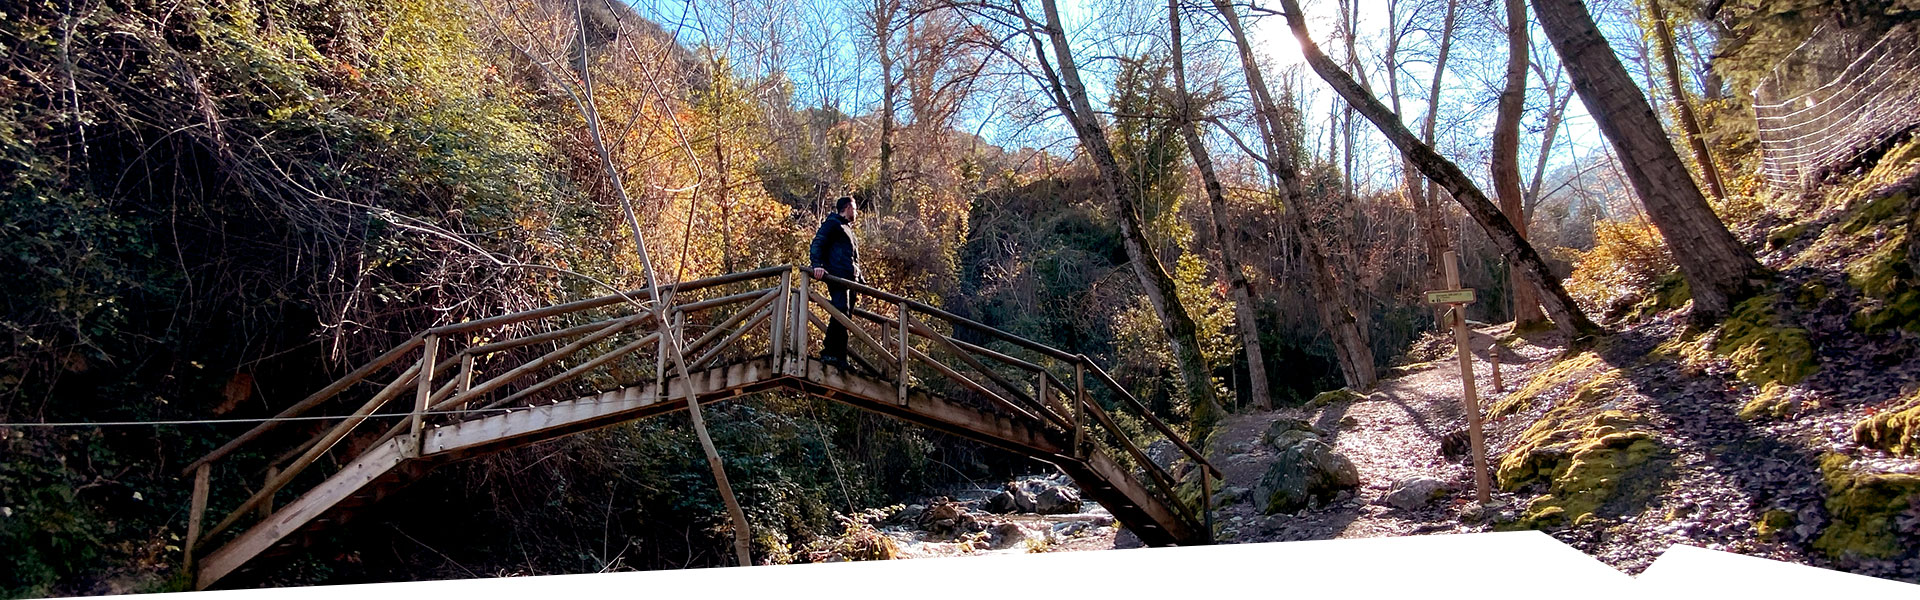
1753, 23, 1920, 189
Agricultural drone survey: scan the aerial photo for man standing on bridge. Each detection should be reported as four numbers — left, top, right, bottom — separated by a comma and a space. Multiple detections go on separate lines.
809, 196, 862, 369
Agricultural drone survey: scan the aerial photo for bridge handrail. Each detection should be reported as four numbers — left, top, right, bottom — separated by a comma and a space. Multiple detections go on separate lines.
817, 272, 1221, 480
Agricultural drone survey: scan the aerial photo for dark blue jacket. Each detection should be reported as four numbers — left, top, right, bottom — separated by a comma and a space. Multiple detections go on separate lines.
809, 212, 861, 280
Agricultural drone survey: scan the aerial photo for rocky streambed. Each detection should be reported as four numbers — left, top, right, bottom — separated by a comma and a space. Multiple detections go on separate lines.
870, 474, 1133, 558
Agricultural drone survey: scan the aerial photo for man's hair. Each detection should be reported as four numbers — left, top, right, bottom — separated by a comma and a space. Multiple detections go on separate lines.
834, 196, 856, 212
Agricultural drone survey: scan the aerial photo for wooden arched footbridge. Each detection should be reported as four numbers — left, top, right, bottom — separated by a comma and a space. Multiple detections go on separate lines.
177, 265, 1221, 589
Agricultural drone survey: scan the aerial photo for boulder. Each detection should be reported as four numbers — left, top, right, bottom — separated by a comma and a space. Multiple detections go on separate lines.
1262, 417, 1325, 450
1382, 477, 1451, 510
1254, 439, 1360, 514
1146, 439, 1180, 470
1052, 521, 1090, 537
1212, 485, 1250, 506
1034, 485, 1082, 514
890, 504, 926, 525
984, 491, 1018, 513
919, 499, 981, 536
984, 483, 1038, 513
986, 521, 1028, 549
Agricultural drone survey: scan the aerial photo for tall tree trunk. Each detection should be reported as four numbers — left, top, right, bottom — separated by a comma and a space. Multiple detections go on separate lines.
1030, 0, 1223, 436
1210, 0, 1377, 390
874, 0, 899, 211
1270, 0, 1604, 339
1418, 0, 1460, 328
1649, 0, 1727, 201
1493, 0, 1545, 328
1525, 71, 1573, 223
1170, 0, 1271, 411
1532, 0, 1766, 323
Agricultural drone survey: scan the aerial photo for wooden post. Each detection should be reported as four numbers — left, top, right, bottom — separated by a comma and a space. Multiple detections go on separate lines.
795, 287, 810, 372
772, 271, 788, 370
1036, 371, 1050, 415
1489, 336, 1504, 392
657, 313, 670, 390
184, 463, 210, 574
897, 303, 910, 405
409, 335, 439, 458
457, 353, 475, 396
258, 466, 278, 519
1073, 360, 1087, 459
1201, 467, 1214, 543
1443, 251, 1492, 502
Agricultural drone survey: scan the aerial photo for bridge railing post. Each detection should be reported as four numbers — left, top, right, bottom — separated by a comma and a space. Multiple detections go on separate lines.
1073, 359, 1086, 459
794, 282, 809, 372
772, 270, 789, 370
1201, 466, 1214, 543
897, 303, 910, 405
408, 334, 439, 458
184, 462, 210, 576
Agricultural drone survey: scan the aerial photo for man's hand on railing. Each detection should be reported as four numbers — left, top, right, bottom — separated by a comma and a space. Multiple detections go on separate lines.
811, 267, 825, 280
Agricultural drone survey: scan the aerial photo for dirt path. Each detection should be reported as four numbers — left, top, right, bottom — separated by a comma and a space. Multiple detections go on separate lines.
1197, 323, 1565, 543
884, 318, 1915, 583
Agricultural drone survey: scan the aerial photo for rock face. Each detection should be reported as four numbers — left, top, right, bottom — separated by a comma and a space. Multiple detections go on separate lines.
1255, 437, 1360, 514
1382, 477, 1452, 510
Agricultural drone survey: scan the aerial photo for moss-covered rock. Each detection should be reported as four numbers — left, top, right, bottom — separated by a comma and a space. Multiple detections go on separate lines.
1714, 295, 1819, 386
1755, 509, 1795, 541
1261, 417, 1325, 449
1625, 273, 1693, 321
1840, 190, 1912, 235
1767, 223, 1811, 250
1253, 439, 1360, 514
1853, 390, 1920, 457
1812, 454, 1920, 561
1845, 238, 1920, 334
1494, 407, 1670, 531
1309, 388, 1364, 407
1794, 281, 1829, 308
1488, 352, 1608, 420
1738, 383, 1799, 421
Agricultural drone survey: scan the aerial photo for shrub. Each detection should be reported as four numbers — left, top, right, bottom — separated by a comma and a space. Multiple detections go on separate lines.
1555, 219, 1678, 319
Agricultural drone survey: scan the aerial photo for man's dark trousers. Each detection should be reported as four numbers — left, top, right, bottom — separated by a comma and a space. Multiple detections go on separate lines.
824, 283, 856, 366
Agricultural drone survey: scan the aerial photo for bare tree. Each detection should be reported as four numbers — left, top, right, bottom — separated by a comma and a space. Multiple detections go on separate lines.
1169, 0, 1271, 410
1647, 0, 1727, 201
1209, 0, 1378, 390
1265, 0, 1602, 338
863, 0, 906, 209
1492, 0, 1546, 328
1532, 0, 1765, 324
1009, 0, 1225, 435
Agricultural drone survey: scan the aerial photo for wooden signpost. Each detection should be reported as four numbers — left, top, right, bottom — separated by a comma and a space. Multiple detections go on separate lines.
1430, 251, 1492, 503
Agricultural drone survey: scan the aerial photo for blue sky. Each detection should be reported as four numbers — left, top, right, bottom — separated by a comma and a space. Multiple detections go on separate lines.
616, 0, 1679, 197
